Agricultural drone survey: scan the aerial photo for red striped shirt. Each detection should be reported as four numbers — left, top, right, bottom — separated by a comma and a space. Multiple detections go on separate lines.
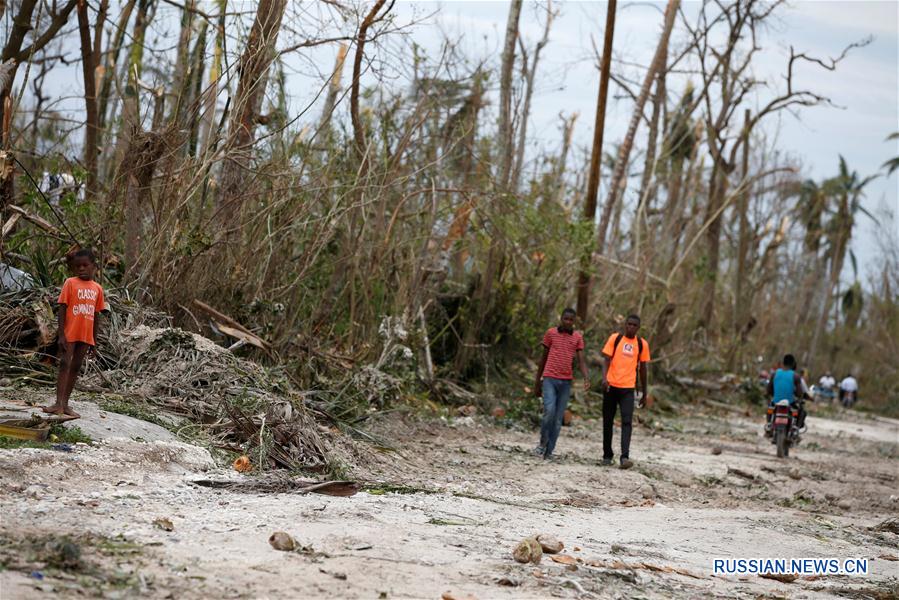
541, 327, 584, 380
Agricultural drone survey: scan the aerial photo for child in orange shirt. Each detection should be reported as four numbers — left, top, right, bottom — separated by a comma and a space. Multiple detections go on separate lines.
41, 249, 107, 419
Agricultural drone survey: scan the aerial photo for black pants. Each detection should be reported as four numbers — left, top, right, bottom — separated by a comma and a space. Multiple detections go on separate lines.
603, 386, 635, 460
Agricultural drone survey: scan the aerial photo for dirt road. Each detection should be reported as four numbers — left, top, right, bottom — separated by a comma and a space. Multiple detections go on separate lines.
1, 394, 897, 599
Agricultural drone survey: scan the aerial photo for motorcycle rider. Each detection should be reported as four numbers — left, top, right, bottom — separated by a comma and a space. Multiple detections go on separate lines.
765, 354, 810, 437
839, 373, 859, 405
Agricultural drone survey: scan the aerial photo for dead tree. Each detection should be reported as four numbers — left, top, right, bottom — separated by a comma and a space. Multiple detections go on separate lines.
217, 0, 288, 233
576, 0, 616, 323
76, 0, 100, 201
595, 0, 679, 259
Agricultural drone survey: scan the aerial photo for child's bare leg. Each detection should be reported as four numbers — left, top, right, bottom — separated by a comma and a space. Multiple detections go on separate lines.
43, 345, 74, 414
60, 343, 88, 418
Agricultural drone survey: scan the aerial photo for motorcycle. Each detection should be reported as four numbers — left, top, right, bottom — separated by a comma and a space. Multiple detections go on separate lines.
841, 390, 857, 408
766, 399, 803, 458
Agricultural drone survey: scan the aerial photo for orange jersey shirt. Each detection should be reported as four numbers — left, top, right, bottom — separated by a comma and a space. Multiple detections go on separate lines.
602, 333, 651, 389
58, 277, 107, 346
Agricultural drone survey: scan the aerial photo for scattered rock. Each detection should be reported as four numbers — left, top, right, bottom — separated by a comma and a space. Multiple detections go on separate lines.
787, 469, 802, 480
610, 544, 628, 555
512, 537, 543, 564
711, 446, 722, 455
269, 531, 296, 552
562, 410, 573, 426
233, 455, 252, 473
837, 500, 851, 511
549, 554, 577, 565
824, 493, 837, 502
536, 534, 564, 554
153, 517, 174, 532
491, 407, 506, 419
879, 554, 898, 561
495, 577, 519, 587
640, 484, 656, 500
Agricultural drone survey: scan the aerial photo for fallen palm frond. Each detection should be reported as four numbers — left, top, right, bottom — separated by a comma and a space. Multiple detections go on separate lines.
192, 474, 358, 496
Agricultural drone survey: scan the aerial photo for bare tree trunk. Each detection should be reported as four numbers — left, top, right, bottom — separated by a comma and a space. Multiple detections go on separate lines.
186, 21, 208, 156
199, 0, 226, 157
496, 0, 522, 190
595, 0, 679, 258
315, 43, 349, 141
77, 0, 99, 201
169, 0, 196, 126
728, 109, 752, 370
632, 56, 666, 286
350, 0, 389, 168
699, 163, 727, 327
733, 110, 752, 334
116, 0, 153, 273
217, 0, 288, 231
97, 0, 136, 150
512, 1, 553, 191
576, 0, 616, 323
554, 112, 578, 212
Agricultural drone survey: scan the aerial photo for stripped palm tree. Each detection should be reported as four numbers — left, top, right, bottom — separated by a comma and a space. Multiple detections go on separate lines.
808, 157, 877, 367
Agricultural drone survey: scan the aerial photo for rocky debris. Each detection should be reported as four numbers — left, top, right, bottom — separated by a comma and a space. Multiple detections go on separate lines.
640, 484, 657, 500
153, 517, 174, 532
872, 518, 899, 534
711, 446, 722, 455
788, 469, 802, 480
837, 500, 852, 511
535, 534, 563, 554
268, 531, 296, 552
512, 537, 543, 564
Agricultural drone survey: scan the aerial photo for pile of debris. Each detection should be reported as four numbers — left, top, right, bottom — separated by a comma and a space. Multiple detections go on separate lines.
91, 325, 330, 470
0, 287, 335, 472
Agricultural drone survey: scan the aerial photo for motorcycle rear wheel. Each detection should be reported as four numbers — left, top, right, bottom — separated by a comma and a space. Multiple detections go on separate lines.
775, 429, 789, 458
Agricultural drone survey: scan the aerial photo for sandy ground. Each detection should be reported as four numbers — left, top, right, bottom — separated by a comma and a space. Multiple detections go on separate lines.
1, 391, 897, 600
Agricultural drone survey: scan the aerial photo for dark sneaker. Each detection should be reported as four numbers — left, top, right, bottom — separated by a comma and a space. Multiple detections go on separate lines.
543, 453, 556, 461
619, 459, 634, 470
532, 445, 545, 457
600, 458, 613, 466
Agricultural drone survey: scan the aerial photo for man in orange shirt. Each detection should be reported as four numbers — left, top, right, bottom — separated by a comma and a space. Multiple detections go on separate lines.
600, 314, 650, 469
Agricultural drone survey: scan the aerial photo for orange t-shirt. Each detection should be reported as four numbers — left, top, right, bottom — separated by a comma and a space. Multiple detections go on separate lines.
602, 333, 651, 389
58, 277, 107, 346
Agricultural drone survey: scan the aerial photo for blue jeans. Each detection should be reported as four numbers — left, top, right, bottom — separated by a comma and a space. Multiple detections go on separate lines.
540, 377, 571, 456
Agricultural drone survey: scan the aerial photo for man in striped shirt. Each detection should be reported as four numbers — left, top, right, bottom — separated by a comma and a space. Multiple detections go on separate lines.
533, 308, 590, 460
